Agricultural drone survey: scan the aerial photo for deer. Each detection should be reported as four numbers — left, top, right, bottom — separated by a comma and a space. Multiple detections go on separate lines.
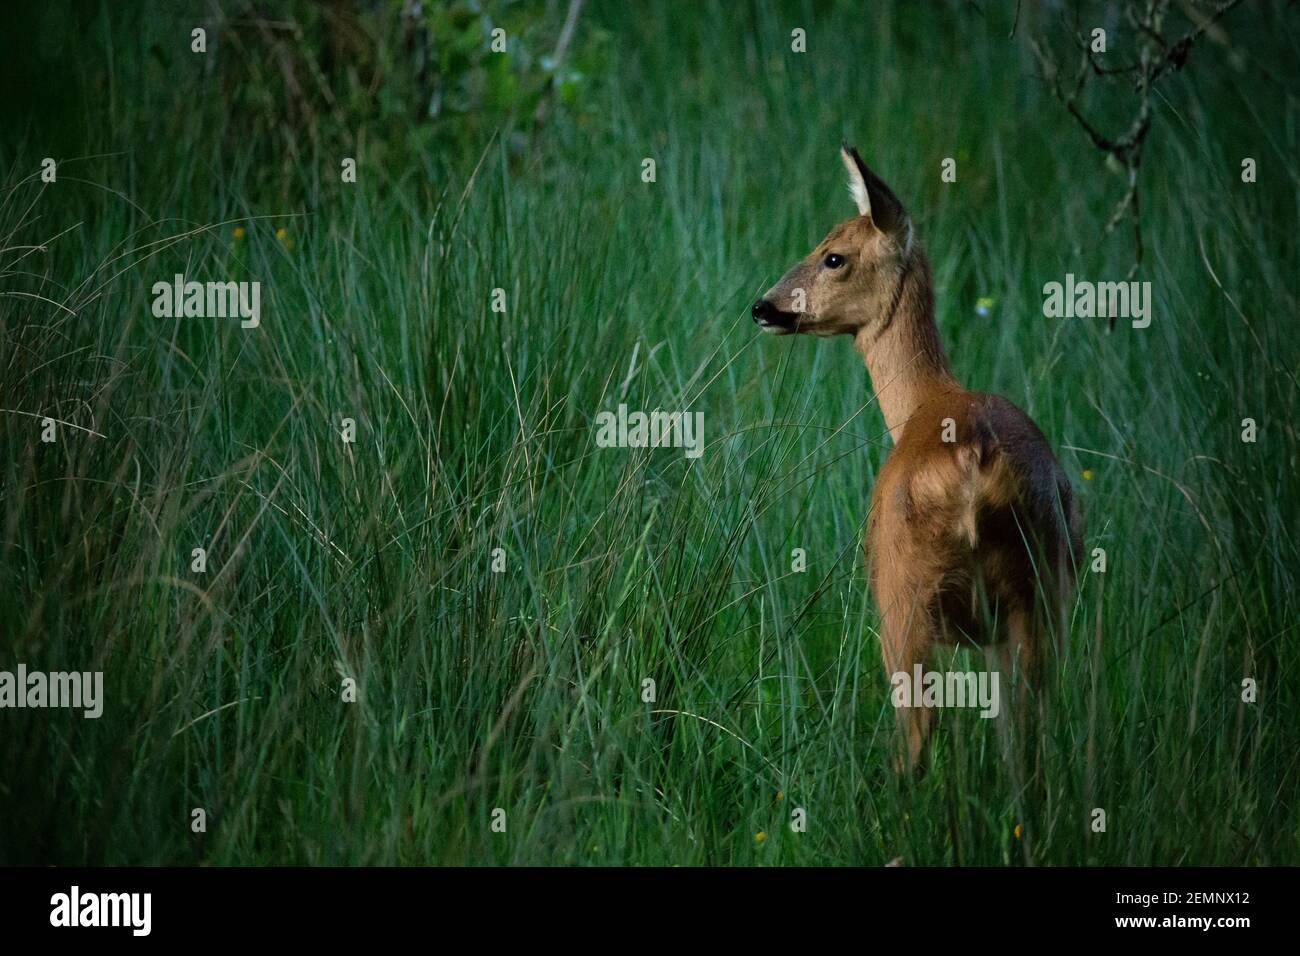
751, 144, 1083, 773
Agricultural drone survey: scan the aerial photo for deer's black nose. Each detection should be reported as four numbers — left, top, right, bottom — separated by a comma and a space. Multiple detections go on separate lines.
751, 299, 773, 323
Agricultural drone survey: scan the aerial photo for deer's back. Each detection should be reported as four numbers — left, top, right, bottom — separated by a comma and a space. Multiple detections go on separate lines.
867, 387, 1081, 644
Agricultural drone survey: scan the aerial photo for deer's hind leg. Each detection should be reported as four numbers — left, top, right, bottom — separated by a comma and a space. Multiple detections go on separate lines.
1004, 607, 1043, 692
877, 587, 940, 774
993, 607, 1050, 780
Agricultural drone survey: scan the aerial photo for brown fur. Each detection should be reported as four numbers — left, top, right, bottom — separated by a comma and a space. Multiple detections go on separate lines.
754, 146, 1082, 771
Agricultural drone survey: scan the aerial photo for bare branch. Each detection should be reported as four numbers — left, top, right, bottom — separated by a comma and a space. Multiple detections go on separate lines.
1027, 0, 1248, 293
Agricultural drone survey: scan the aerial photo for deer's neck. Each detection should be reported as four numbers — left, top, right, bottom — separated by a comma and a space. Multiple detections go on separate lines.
853, 251, 957, 444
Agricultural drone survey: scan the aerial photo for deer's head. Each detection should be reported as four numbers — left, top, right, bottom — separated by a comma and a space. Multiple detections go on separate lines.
752, 144, 913, 337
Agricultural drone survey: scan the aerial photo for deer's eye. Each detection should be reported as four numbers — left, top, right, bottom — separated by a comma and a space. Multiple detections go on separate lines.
823, 253, 846, 269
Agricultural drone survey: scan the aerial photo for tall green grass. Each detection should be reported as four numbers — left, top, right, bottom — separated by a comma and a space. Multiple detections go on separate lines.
1, 0, 1297, 865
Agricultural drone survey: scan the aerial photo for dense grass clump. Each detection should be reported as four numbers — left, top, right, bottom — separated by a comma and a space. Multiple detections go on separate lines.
1, 0, 1297, 865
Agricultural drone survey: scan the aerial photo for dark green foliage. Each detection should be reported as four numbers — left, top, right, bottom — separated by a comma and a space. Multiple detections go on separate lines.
0, 0, 1296, 865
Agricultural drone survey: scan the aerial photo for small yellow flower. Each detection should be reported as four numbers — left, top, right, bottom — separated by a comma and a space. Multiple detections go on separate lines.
775, 791, 784, 802
1082, 469, 1093, 481
754, 831, 766, 843
275, 227, 286, 240
232, 227, 245, 240
1014, 823, 1022, 839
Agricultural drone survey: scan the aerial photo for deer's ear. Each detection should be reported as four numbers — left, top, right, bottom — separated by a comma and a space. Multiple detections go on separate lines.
840, 143, 906, 236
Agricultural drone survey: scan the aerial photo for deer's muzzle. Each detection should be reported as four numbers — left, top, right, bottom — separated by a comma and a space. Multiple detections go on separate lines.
751, 298, 798, 332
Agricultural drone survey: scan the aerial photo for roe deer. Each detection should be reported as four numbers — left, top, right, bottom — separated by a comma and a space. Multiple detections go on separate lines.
752, 144, 1082, 772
